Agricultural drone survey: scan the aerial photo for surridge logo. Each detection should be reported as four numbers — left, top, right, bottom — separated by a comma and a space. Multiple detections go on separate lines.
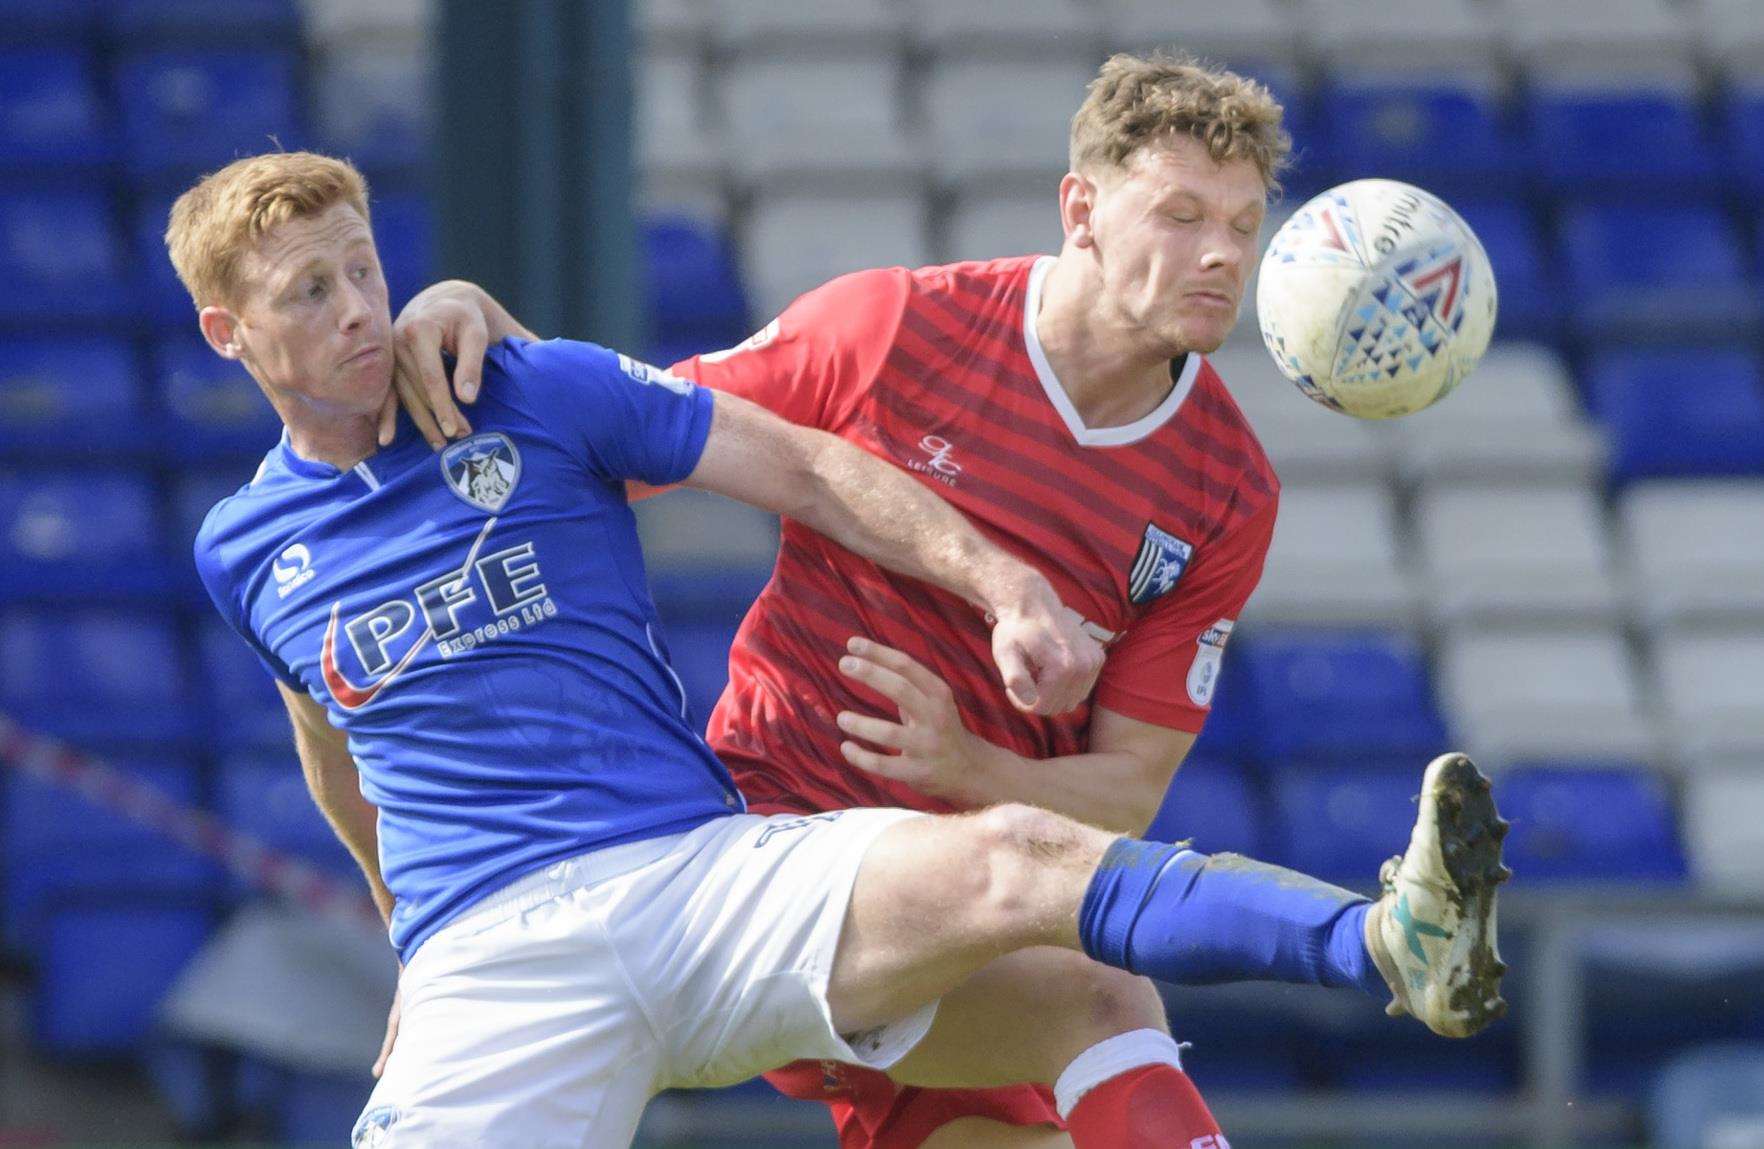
272, 543, 316, 598
320, 518, 557, 710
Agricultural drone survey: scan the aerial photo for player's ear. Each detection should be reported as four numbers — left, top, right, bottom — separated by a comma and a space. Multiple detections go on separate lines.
1060, 171, 1097, 249
199, 305, 245, 361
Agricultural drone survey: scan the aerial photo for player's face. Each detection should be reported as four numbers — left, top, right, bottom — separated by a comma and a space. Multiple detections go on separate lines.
1085, 138, 1267, 355
225, 202, 393, 417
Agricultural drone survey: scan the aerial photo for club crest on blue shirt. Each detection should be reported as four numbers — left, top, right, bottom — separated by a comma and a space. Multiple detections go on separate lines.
441, 432, 521, 513
1128, 523, 1194, 605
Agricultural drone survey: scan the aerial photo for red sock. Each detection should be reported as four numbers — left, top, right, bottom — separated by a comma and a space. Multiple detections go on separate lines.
1065, 1064, 1227, 1149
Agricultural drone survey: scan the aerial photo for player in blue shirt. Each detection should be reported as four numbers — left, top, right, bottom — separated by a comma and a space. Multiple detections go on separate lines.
170, 153, 1507, 1148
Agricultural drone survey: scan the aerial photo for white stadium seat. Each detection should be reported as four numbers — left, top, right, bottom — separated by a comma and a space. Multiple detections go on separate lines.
907, 0, 1100, 55
720, 54, 916, 183
634, 0, 707, 52
1437, 627, 1660, 766
1695, 0, 1764, 78
941, 189, 1064, 264
1496, 0, 1696, 74
299, 0, 430, 46
635, 489, 780, 570
1245, 483, 1418, 625
1654, 630, 1764, 764
926, 59, 1099, 183
635, 47, 725, 217
743, 189, 930, 317
1206, 347, 1400, 485
1619, 481, 1764, 626
1393, 343, 1605, 486
1682, 768, 1764, 897
1098, 0, 1304, 73
1415, 483, 1621, 626
709, 0, 903, 50
1298, 0, 1501, 78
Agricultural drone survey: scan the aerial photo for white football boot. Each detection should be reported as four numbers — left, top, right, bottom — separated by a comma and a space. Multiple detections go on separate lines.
1365, 752, 1511, 1038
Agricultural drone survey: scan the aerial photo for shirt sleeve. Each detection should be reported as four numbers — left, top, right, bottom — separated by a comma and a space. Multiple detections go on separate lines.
495, 337, 715, 486
670, 267, 910, 431
192, 528, 303, 691
1094, 494, 1278, 732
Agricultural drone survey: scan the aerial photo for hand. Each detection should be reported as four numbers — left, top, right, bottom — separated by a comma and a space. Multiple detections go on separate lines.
835, 637, 990, 802
987, 580, 1104, 715
384, 282, 494, 448
372, 984, 400, 1078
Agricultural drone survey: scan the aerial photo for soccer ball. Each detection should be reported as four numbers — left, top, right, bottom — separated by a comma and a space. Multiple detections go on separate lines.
1256, 179, 1497, 420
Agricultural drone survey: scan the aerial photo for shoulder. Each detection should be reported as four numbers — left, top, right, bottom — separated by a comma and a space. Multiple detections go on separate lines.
192, 460, 284, 600
908, 254, 1041, 311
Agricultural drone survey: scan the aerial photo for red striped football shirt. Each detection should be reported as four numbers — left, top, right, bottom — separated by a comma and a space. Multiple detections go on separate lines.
673, 255, 1279, 816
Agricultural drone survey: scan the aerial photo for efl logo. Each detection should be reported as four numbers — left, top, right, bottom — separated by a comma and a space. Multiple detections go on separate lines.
1192, 1136, 1230, 1149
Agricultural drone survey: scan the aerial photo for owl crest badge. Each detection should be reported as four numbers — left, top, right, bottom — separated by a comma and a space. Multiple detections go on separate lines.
441, 432, 522, 513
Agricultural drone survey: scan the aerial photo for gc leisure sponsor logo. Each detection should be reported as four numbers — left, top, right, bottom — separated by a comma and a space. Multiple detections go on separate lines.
272, 543, 316, 598
907, 434, 962, 486
1186, 618, 1235, 707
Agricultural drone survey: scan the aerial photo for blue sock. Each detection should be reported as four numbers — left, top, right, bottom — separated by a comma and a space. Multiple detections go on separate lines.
1078, 838, 1388, 997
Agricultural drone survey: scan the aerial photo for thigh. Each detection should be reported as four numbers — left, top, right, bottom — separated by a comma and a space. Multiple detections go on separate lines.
359, 888, 662, 1148
920, 1119, 1075, 1149
885, 948, 1167, 1091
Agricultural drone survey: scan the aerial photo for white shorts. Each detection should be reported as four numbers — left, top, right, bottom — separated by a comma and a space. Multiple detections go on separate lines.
352, 808, 933, 1148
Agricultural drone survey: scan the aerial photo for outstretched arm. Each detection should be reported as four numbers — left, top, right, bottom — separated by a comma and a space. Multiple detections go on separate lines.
688, 390, 1103, 716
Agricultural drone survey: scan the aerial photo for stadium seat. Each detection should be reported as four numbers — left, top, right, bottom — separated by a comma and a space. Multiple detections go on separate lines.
1266, 761, 1425, 883
216, 754, 358, 887
156, 335, 284, 459
635, 44, 722, 212
1148, 754, 1265, 858
0, 190, 133, 324
1207, 346, 1400, 485
103, 0, 297, 40
1497, 764, 1686, 884
0, 47, 112, 173
0, 469, 171, 603
1234, 630, 1447, 763
1683, 769, 1764, 897
1560, 203, 1755, 345
0, 336, 141, 456
1244, 483, 1418, 625
1301, 0, 1502, 77
1436, 626, 1658, 766
1501, 0, 1696, 73
1730, 86, 1764, 198
275, 1070, 377, 1146
0, 608, 197, 748
171, 469, 252, 560
1414, 483, 1620, 625
636, 488, 778, 617
1316, 77, 1516, 194
1448, 199, 1561, 342
132, 194, 193, 329
907, 0, 1098, 55
114, 49, 302, 182
1583, 348, 1764, 483
1654, 629, 1764, 763
200, 622, 293, 752
33, 901, 215, 1057
743, 189, 929, 319
925, 58, 1097, 184
720, 54, 912, 183
311, 45, 431, 177
1620, 481, 1764, 625
651, 617, 742, 735
642, 215, 750, 362
636, 0, 706, 51
300, 0, 430, 45
0, 0, 100, 42
1, 755, 217, 950
942, 190, 1063, 266
1101, 0, 1303, 74
369, 192, 434, 313
1532, 76, 1720, 197
710, 0, 903, 48
1391, 342, 1603, 486
1650, 1043, 1764, 1149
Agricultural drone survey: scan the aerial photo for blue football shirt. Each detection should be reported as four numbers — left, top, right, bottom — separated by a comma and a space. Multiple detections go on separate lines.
195, 338, 745, 959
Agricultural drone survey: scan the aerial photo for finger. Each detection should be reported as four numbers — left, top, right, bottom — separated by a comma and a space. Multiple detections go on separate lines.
834, 709, 911, 750
994, 644, 1040, 712
392, 362, 448, 450
375, 386, 398, 447
451, 310, 490, 404
839, 654, 929, 714
839, 739, 912, 781
846, 636, 949, 700
402, 321, 463, 438
373, 1021, 397, 1078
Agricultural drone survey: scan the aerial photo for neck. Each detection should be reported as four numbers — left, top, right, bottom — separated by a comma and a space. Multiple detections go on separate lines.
1036, 254, 1182, 429
284, 412, 382, 471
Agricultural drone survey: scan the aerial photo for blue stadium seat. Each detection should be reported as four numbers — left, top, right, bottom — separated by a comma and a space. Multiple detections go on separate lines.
1560, 201, 1757, 344
1316, 79, 1517, 193
135, 194, 194, 329
171, 470, 250, 556
1650, 1043, 1764, 1149
0, 47, 113, 172
156, 335, 283, 459
1235, 631, 1447, 763
1531, 86, 1719, 196
0, 190, 133, 324
371, 193, 435, 313
1450, 199, 1559, 341
0, 608, 197, 747
201, 623, 293, 751
1734, 87, 1764, 198
114, 49, 301, 183
276, 1070, 376, 1146
654, 616, 742, 734
103, 0, 298, 41
0, 337, 141, 457
1, 755, 218, 949
1188, 644, 1257, 761
1498, 764, 1687, 883
1266, 761, 1423, 884
0, 0, 99, 43
1583, 347, 1764, 482
216, 755, 358, 888
643, 215, 752, 362
1148, 754, 1264, 857
32, 901, 214, 1057
0, 469, 172, 603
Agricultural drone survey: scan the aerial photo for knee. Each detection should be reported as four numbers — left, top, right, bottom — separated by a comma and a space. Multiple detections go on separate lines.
961, 804, 1101, 938
1076, 963, 1167, 1035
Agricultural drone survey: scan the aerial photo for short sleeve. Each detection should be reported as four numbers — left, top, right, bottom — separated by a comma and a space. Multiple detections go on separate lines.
192, 529, 303, 691
1094, 494, 1278, 732
494, 338, 715, 486
670, 267, 910, 431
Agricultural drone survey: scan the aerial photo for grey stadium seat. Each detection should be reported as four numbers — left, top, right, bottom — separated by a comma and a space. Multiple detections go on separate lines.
941, 190, 1063, 265
720, 54, 915, 184
926, 58, 1097, 184
1619, 481, 1764, 626
1497, 0, 1696, 76
906, 0, 1100, 55
1682, 768, 1764, 897
1244, 482, 1418, 625
1654, 630, 1764, 765
1206, 346, 1400, 485
1298, 0, 1501, 78
1098, 0, 1304, 74
743, 189, 930, 318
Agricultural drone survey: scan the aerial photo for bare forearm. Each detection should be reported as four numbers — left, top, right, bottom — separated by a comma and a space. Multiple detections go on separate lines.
423, 280, 538, 342
958, 742, 1169, 836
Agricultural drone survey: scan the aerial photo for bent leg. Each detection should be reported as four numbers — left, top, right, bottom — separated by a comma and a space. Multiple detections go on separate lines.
920, 1119, 1074, 1148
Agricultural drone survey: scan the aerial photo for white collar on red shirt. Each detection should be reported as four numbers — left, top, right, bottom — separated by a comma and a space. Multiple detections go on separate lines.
1022, 255, 1202, 448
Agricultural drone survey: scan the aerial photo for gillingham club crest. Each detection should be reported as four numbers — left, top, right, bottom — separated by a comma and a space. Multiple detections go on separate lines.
441, 432, 521, 513
1128, 523, 1194, 605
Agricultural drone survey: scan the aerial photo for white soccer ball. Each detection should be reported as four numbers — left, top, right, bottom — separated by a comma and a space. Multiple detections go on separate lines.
1256, 179, 1497, 420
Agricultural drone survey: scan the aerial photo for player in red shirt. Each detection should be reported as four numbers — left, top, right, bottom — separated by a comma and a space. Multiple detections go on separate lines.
393, 51, 1286, 1149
